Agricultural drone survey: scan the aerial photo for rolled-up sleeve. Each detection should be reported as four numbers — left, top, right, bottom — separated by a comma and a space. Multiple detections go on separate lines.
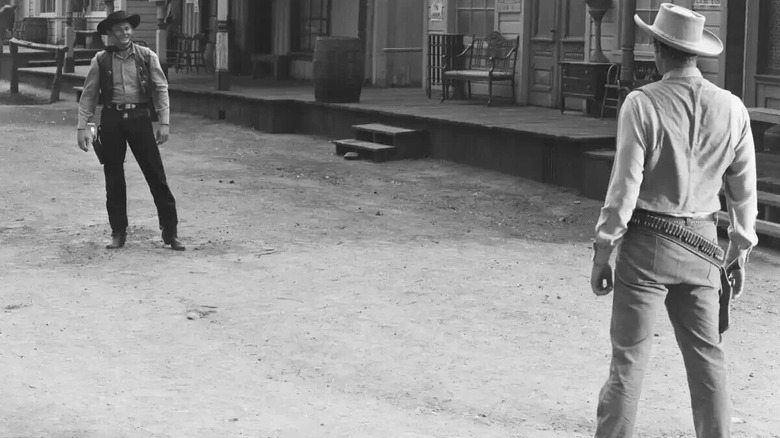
148, 51, 170, 125
594, 92, 648, 248
724, 102, 759, 250
77, 56, 100, 130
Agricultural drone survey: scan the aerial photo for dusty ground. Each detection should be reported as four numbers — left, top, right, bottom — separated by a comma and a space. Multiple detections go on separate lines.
1, 82, 779, 438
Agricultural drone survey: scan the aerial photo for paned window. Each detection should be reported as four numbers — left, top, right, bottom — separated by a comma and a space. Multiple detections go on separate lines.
292, 0, 331, 52
759, 0, 780, 75
90, 0, 106, 13
41, 0, 56, 13
456, 0, 495, 37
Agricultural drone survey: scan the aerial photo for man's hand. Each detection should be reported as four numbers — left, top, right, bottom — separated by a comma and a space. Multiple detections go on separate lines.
77, 128, 93, 152
591, 263, 614, 296
156, 124, 170, 145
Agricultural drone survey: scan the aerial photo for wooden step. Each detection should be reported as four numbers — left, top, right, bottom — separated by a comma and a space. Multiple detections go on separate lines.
353, 123, 428, 158
332, 139, 396, 162
353, 123, 420, 136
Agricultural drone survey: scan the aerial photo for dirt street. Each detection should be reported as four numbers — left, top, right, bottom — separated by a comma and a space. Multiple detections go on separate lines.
1, 83, 779, 438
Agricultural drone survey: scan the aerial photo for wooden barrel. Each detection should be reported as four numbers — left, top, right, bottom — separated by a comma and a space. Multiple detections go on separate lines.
23, 17, 47, 44
313, 37, 364, 103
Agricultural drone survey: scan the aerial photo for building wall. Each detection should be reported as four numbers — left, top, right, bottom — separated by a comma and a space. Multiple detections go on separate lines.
289, 0, 368, 81
126, 0, 157, 47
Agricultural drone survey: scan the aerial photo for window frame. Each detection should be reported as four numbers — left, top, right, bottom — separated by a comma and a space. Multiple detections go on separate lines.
757, 0, 780, 75
455, 0, 496, 38
291, 0, 332, 54
39, 0, 58, 16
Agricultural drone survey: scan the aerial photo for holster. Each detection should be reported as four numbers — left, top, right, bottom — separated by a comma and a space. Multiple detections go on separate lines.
718, 266, 732, 334
92, 125, 105, 165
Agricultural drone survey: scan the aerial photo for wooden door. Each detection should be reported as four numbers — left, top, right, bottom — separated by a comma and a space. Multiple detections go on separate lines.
527, 0, 586, 107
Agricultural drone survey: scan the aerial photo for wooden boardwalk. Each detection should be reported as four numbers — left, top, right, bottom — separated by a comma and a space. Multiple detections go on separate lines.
12, 64, 780, 179
46, 65, 617, 141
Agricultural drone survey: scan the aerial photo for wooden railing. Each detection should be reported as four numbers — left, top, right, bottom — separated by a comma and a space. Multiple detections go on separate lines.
8, 37, 68, 103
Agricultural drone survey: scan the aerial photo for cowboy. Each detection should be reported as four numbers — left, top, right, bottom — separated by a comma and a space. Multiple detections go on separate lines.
76, 10, 184, 251
589, 4, 757, 438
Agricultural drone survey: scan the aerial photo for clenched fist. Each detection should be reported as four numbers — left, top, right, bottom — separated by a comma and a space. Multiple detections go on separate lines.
591, 263, 614, 296
77, 128, 93, 152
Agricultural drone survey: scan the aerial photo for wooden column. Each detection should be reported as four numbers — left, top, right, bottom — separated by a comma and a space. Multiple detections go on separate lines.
64, 0, 75, 73
155, 0, 169, 77
619, 0, 637, 94
10, 40, 18, 93
215, 0, 229, 90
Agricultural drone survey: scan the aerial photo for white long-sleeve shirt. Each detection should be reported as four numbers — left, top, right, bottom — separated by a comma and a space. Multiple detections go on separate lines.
595, 67, 758, 252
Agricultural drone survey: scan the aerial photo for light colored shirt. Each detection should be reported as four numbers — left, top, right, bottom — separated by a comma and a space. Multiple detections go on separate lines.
595, 66, 758, 251
77, 43, 170, 129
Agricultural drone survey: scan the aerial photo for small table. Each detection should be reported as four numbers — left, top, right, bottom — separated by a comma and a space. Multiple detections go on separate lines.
559, 61, 612, 114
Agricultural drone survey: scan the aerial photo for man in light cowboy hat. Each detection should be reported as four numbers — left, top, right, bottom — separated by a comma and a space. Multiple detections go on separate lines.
590, 3, 757, 438
76, 10, 185, 251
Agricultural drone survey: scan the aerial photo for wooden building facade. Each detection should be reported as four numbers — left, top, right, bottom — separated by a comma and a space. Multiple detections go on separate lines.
8, 0, 780, 112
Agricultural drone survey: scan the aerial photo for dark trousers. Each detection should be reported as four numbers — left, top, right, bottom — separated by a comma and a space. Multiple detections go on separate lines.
100, 107, 178, 236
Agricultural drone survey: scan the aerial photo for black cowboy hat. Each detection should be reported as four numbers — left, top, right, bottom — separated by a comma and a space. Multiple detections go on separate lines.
97, 10, 141, 35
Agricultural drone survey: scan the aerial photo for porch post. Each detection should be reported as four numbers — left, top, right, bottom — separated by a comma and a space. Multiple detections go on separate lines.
155, 0, 169, 77
64, 0, 75, 73
619, 0, 637, 94
215, 0, 229, 90
104, 0, 115, 14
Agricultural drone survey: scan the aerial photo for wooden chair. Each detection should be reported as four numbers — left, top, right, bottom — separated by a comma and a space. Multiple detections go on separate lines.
600, 63, 622, 118
173, 34, 206, 73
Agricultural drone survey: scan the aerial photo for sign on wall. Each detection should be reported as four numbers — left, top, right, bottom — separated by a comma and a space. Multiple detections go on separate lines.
429, 0, 444, 21
497, 0, 522, 13
693, 0, 720, 6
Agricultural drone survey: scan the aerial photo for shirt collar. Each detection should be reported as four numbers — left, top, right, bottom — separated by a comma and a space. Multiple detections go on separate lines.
110, 43, 137, 60
662, 66, 703, 80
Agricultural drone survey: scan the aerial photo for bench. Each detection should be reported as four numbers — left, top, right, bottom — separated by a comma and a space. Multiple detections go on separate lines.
441, 31, 519, 106
748, 107, 780, 152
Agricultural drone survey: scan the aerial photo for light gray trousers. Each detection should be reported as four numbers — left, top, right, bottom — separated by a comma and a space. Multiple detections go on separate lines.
595, 220, 730, 438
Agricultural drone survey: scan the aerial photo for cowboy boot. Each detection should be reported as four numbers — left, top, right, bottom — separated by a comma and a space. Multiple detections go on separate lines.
106, 232, 126, 249
161, 226, 185, 251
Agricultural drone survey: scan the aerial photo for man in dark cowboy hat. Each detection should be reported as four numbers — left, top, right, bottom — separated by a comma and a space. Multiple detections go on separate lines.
76, 10, 184, 250
590, 3, 757, 438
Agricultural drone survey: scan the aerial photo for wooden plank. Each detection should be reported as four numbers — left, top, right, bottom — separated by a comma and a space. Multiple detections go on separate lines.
332, 139, 396, 151
353, 123, 419, 135
9, 37, 67, 52
748, 107, 780, 124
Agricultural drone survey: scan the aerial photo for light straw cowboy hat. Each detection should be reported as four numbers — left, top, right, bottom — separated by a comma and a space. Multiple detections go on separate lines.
634, 3, 723, 57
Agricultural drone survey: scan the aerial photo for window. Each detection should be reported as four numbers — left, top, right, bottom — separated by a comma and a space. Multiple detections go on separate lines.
456, 0, 495, 37
90, 0, 106, 13
758, 0, 780, 75
41, 0, 56, 14
292, 0, 331, 52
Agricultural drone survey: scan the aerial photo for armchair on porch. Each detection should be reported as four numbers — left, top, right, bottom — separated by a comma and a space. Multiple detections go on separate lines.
172, 33, 207, 73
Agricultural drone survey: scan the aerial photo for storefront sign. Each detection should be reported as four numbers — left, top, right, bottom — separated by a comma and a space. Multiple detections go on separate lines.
429, 0, 444, 21
497, 0, 522, 13
693, 0, 720, 6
